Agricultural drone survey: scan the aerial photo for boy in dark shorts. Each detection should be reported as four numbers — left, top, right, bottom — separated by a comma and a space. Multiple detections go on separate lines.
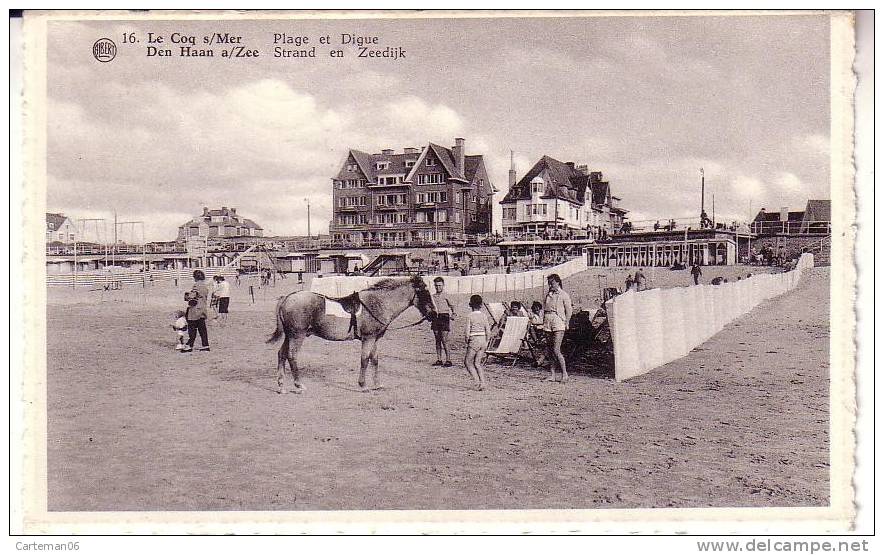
431, 276, 456, 367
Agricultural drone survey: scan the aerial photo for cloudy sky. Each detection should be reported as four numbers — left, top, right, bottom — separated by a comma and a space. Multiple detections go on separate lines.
47, 13, 830, 242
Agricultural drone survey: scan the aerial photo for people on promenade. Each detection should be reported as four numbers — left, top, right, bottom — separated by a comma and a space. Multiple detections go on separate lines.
464, 294, 491, 390
430, 277, 456, 367
182, 269, 210, 352
543, 273, 572, 383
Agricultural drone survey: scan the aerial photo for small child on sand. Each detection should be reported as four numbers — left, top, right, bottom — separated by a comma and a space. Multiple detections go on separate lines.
171, 310, 188, 351
464, 294, 491, 391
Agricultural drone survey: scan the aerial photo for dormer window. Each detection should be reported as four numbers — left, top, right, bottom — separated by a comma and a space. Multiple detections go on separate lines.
531, 177, 545, 194
405, 159, 416, 168
376, 161, 390, 170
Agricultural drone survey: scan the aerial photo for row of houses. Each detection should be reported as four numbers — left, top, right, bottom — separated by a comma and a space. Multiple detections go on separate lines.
327, 138, 628, 245
47, 137, 831, 261
47, 138, 626, 249
45, 206, 266, 247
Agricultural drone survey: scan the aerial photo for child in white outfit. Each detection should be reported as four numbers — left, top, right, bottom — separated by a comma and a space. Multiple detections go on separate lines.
172, 310, 188, 350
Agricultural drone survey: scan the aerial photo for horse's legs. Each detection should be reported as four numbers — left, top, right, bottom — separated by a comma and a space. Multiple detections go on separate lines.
358, 337, 375, 391
286, 334, 306, 393
276, 336, 290, 394
370, 340, 382, 389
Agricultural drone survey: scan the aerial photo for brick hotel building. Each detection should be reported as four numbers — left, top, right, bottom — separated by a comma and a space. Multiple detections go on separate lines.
329, 138, 495, 246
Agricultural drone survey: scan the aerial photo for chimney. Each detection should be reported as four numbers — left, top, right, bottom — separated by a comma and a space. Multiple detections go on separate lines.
404, 147, 419, 155
231, 207, 236, 215
565, 162, 575, 170
202, 206, 209, 216
381, 148, 394, 155
508, 150, 517, 190
222, 206, 228, 212
576, 164, 589, 175
780, 207, 789, 222
453, 137, 465, 176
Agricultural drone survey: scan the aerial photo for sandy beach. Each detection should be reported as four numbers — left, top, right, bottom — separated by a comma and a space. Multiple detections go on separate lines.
46, 265, 829, 511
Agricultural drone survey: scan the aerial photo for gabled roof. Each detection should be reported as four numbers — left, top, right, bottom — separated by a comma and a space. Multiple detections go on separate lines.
590, 174, 610, 207
346, 149, 378, 182
338, 142, 479, 184
46, 212, 70, 231
464, 155, 497, 193
803, 199, 830, 222
500, 155, 591, 204
427, 143, 466, 181
464, 155, 481, 182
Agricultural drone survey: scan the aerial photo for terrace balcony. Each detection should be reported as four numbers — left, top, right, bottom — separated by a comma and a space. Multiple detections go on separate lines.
374, 204, 409, 211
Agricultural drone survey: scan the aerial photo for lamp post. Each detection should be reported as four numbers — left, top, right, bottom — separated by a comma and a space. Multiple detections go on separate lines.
304, 198, 311, 239
700, 167, 705, 223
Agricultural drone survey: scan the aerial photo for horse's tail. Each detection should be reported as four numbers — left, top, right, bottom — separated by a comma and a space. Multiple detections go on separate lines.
266, 296, 287, 344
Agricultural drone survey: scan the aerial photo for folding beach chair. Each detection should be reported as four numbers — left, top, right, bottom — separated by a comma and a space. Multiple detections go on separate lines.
484, 316, 540, 367
482, 301, 509, 346
562, 308, 608, 361
484, 302, 508, 327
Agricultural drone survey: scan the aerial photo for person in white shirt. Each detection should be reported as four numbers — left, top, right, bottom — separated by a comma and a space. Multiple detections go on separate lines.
171, 310, 188, 351
543, 273, 572, 383
213, 275, 232, 326
464, 294, 491, 391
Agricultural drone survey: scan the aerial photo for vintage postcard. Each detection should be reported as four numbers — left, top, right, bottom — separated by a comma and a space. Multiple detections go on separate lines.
13, 9, 860, 535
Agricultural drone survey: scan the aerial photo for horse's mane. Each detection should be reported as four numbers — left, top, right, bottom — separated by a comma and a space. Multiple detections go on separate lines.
365, 277, 410, 292
364, 275, 427, 292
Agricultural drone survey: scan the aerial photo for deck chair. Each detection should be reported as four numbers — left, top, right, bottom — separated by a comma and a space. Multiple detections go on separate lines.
562, 308, 607, 361
484, 316, 539, 367
484, 302, 507, 327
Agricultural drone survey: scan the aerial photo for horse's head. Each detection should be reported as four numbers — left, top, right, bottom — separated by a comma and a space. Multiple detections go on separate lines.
410, 275, 437, 321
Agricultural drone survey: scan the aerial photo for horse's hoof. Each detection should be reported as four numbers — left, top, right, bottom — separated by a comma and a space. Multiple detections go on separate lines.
276, 388, 286, 394
291, 384, 305, 394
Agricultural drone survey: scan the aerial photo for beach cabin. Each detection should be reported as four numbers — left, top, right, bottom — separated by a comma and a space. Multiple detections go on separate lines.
318, 253, 349, 275
345, 252, 370, 273
431, 247, 456, 269
274, 252, 320, 273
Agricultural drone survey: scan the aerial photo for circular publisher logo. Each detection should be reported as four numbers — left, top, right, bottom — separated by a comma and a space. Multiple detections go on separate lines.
92, 38, 117, 63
